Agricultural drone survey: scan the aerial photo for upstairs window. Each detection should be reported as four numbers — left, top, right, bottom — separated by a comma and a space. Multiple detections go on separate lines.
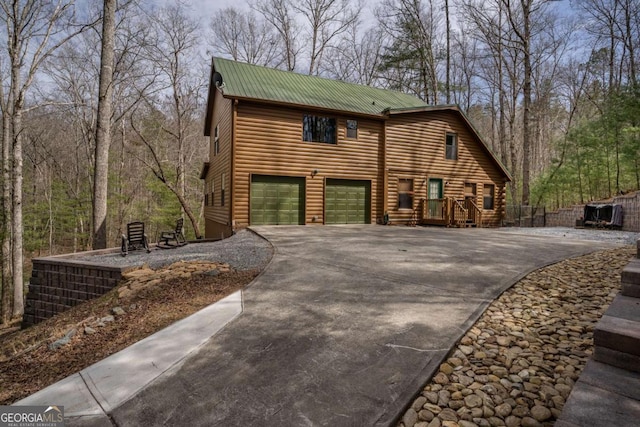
398, 178, 414, 210
445, 133, 457, 160
303, 115, 337, 144
483, 184, 495, 210
346, 119, 358, 139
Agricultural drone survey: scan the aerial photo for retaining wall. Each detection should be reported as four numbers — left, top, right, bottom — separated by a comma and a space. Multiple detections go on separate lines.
545, 192, 640, 232
23, 256, 127, 328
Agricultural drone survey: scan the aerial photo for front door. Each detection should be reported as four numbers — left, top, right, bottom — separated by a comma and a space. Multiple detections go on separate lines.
428, 178, 443, 218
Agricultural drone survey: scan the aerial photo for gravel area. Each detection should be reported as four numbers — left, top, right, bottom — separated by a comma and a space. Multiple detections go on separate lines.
70, 229, 274, 271
497, 226, 640, 245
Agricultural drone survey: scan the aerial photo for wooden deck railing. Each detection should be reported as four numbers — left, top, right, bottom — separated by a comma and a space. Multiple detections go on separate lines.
452, 199, 468, 227
424, 198, 448, 221
421, 197, 482, 227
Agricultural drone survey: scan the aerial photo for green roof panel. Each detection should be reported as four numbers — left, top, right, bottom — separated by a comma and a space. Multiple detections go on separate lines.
213, 57, 429, 116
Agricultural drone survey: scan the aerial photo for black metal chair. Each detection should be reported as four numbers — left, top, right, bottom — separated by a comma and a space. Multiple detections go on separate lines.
157, 218, 188, 249
121, 221, 151, 257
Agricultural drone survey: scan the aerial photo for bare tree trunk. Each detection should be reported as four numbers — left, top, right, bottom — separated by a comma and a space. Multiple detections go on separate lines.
444, 0, 451, 104
1, 108, 12, 323
520, 1, 532, 206
10, 62, 24, 318
93, 0, 116, 249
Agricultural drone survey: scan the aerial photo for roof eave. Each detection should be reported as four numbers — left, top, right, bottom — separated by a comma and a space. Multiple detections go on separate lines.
221, 94, 388, 119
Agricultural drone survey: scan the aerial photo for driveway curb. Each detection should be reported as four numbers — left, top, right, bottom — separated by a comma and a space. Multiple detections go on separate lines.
16, 290, 244, 423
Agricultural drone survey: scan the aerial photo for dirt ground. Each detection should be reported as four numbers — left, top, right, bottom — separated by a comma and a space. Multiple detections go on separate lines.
0, 268, 259, 405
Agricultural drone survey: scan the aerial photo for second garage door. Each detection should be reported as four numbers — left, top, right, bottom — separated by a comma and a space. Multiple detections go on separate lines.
251, 175, 305, 225
325, 179, 371, 224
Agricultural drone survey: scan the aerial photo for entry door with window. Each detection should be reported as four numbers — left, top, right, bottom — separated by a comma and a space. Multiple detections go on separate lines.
428, 178, 443, 218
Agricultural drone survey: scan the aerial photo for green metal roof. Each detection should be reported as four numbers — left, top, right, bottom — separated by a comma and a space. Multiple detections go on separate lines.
212, 57, 429, 116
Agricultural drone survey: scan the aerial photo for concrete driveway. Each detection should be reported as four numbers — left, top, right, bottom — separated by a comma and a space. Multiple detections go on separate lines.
107, 225, 614, 426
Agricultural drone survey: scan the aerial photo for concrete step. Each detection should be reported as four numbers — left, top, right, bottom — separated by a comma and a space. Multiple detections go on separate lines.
621, 258, 640, 298
557, 360, 640, 427
593, 294, 640, 372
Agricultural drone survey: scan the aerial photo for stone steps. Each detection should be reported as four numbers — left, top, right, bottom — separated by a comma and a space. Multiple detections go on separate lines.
556, 360, 640, 427
621, 258, 640, 297
593, 295, 640, 373
558, 240, 640, 426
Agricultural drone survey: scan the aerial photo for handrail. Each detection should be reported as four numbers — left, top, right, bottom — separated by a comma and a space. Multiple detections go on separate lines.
452, 199, 468, 227
465, 198, 483, 227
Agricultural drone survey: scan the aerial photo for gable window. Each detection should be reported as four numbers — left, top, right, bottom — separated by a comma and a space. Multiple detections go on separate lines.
398, 178, 414, 210
214, 125, 220, 155
483, 184, 495, 210
346, 119, 358, 139
445, 133, 457, 160
303, 115, 337, 144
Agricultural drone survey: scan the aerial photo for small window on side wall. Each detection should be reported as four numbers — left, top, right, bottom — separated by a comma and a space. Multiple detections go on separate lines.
214, 125, 220, 155
445, 133, 457, 160
398, 178, 414, 210
346, 120, 358, 139
483, 184, 495, 210
221, 173, 225, 207
210, 179, 216, 206
303, 115, 337, 144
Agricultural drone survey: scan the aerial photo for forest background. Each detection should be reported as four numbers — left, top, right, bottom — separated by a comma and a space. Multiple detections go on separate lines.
0, 0, 638, 324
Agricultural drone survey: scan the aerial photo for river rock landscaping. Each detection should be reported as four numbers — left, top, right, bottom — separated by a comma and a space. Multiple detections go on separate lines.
398, 245, 636, 427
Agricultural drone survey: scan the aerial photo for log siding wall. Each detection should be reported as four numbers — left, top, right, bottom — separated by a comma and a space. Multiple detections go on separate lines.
385, 111, 506, 226
203, 90, 233, 237
233, 102, 384, 226
203, 97, 510, 235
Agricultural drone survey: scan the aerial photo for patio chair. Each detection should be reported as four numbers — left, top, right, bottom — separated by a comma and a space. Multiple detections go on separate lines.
121, 221, 151, 257
157, 218, 188, 249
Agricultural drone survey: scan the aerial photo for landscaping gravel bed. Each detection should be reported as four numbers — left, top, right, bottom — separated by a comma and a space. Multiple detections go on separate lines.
70, 229, 273, 271
398, 245, 635, 427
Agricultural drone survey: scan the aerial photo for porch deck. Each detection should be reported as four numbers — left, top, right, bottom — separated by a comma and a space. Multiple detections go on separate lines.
420, 197, 483, 228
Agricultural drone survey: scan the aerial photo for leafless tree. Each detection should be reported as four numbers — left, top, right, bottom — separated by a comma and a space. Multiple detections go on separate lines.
0, 0, 89, 322
252, 0, 301, 71
209, 7, 281, 67
293, 0, 361, 75
320, 24, 386, 85
139, 0, 206, 238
